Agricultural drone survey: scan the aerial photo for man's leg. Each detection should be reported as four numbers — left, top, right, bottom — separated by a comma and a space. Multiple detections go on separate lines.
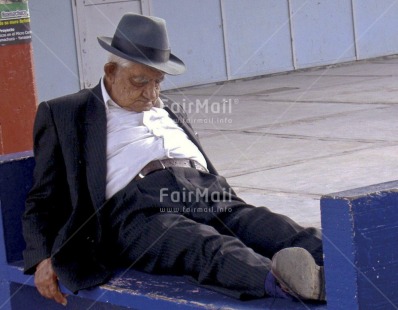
103, 168, 323, 300
110, 210, 270, 299
170, 167, 323, 265
169, 167, 325, 301
101, 170, 270, 299
217, 206, 323, 265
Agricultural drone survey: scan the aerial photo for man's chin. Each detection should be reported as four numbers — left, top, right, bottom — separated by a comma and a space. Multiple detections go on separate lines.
125, 103, 153, 112
141, 104, 153, 111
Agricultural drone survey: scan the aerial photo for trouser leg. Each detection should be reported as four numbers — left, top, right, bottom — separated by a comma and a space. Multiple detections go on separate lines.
102, 167, 323, 299
170, 167, 324, 265
111, 211, 269, 299
217, 206, 324, 265
102, 169, 269, 299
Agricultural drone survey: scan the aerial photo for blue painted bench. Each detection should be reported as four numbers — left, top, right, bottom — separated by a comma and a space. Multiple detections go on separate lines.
0, 152, 326, 309
321, 181, 398, 310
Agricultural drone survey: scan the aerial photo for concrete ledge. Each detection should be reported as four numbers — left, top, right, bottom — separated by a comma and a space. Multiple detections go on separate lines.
321, 181, 398, 310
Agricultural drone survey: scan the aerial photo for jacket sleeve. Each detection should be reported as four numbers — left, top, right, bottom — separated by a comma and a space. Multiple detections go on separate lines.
22, 102, 71, 274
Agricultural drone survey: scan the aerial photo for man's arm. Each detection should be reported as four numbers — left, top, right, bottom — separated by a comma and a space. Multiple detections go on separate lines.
22, 102, 69, 305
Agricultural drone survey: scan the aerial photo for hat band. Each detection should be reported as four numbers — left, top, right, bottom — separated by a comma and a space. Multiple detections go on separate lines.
112, 36, 171, 63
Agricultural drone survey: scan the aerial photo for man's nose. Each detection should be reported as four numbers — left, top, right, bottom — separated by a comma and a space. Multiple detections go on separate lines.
142, 81, 158, 100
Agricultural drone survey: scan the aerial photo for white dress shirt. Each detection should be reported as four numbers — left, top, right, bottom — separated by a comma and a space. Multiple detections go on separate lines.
101, 78, 207, 199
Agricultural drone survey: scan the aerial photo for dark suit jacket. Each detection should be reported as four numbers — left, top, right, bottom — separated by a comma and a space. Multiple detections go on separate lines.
22, 83, 218, 293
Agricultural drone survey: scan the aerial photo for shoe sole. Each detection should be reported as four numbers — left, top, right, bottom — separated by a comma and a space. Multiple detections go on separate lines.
271, 247, 326, 301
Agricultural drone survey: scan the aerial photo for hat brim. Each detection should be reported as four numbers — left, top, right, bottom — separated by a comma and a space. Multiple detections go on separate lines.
98, 36, 186, 75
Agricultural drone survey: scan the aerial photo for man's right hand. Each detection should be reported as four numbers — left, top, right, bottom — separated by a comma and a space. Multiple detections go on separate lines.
34, 258, 68, 306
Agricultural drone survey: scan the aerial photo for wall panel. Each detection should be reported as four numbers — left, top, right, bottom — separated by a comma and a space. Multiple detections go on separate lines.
222, 0, 294, 80
290, 0, 356, 68
30, 0, 80, 101
151, 0, 227, 90
353, 0, 398, 59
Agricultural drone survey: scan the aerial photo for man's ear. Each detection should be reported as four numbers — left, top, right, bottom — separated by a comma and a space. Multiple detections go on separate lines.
104, 62, 117, 84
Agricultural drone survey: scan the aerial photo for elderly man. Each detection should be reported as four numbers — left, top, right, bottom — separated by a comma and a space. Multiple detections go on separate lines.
22, 13, 325, 306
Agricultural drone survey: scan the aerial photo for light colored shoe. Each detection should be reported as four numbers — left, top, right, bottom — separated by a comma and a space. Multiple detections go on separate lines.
271, 247, 326, 301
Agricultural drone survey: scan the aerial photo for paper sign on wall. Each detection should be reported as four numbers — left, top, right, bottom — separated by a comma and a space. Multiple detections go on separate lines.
0, 1, 31, 46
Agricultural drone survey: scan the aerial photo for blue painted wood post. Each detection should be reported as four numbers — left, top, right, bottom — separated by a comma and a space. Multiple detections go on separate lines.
0, 152, 34, 309
321, 181, 398, 310
0, 281, 12, 310
0, 198, 12, 310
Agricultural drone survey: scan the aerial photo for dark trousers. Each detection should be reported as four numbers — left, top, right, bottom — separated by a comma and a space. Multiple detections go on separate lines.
102, 167, 323, 299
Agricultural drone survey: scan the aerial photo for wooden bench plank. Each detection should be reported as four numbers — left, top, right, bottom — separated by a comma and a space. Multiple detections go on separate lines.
321, 181, 398, 310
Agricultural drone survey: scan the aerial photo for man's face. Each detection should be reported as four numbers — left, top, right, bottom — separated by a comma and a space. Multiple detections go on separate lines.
104, 61, 165, 112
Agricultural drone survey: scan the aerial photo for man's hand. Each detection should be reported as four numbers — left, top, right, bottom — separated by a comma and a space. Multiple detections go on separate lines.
34, 258, 68, 306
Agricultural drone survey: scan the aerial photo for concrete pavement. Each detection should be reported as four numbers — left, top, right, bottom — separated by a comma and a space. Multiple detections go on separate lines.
164, 56, 398, 228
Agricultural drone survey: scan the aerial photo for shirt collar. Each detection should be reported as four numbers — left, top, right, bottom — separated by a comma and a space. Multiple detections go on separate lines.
101, 77, 119, 110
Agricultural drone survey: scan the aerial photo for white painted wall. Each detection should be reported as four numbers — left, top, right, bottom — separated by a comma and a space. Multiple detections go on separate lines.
353, 0, 398, 59
29, 0, 79, 102
221, 0, 294, 80
151, 0, 228, 90
290, 0, 357, 68
29, 0, 398, 101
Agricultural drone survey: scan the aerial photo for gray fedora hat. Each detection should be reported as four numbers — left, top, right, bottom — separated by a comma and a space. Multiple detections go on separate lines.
98, 13, 186, 75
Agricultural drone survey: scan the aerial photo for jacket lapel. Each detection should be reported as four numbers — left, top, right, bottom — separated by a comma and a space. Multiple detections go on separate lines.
84, 84, 107, 208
